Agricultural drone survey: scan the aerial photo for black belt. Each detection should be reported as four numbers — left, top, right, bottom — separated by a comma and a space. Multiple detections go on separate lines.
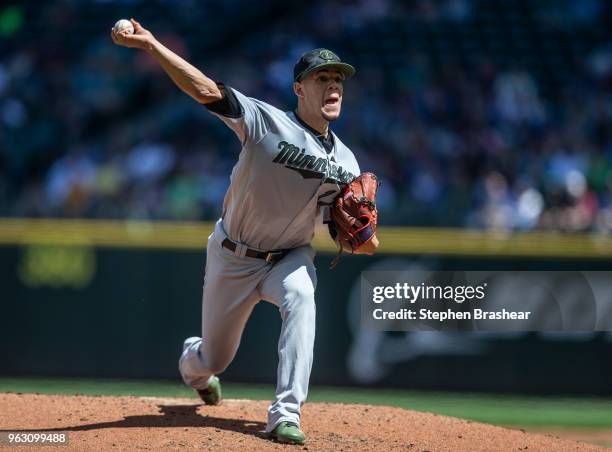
221, 238, 289, 264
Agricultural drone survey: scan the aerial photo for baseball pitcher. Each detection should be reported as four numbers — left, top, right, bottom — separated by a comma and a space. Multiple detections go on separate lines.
111, 19, 379, 445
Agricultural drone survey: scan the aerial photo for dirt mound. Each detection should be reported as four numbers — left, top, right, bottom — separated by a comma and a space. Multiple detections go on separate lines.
0, 393, 604, 451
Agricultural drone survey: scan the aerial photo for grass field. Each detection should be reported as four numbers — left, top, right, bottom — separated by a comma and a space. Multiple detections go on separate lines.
1, 377, 611, 430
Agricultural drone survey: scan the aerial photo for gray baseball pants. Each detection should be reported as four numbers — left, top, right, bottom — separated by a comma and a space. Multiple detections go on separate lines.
179, 220, 317, 432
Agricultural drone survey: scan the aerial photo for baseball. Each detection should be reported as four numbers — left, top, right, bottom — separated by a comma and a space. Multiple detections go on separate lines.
113, 19, 134, 34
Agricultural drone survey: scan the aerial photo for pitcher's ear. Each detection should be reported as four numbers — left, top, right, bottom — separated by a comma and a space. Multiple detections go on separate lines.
293, 82, 304, 98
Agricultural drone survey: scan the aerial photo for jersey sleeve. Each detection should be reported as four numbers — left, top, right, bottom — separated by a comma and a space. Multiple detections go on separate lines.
204, 83, 269, 144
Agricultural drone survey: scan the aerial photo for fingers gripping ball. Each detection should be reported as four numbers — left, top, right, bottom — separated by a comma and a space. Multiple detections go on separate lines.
113, 19, 134, 34
331, 172, 380, 254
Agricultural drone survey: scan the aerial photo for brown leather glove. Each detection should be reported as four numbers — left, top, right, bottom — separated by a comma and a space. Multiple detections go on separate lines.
331, 172, 379, 256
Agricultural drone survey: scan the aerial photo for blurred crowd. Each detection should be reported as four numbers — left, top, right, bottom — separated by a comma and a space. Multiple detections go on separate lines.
1, 0, 612, 231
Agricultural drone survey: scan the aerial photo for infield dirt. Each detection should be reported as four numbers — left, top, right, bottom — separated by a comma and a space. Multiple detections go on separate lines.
0, 393, 605, 451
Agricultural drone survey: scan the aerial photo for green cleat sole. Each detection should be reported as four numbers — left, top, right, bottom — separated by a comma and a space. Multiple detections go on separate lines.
196, 376, 222, 405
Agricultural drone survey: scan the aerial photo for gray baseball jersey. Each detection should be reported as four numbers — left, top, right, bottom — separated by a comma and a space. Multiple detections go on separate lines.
208, 87, 360, 251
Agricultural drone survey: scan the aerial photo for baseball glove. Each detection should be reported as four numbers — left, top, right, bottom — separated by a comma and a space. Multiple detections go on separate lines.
330, 172, 379, 266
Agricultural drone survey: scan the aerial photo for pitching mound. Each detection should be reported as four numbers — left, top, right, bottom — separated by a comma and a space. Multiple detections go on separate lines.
0, 393, 604, 451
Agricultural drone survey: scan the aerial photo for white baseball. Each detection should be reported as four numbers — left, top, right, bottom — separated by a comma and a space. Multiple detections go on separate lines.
113, 19, 134, 34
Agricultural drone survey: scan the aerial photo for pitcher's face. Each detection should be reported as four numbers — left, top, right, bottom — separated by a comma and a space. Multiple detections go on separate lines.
295, 69, 345, 122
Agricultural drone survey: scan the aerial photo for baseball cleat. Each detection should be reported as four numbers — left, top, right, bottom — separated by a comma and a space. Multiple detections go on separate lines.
269, 422, 305, 445
197, 376, 222, 405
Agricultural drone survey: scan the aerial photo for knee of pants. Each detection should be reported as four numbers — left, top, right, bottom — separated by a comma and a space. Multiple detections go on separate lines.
202, 345, 235, 375
207, 360, 230, 375
201, 355, 231, 375
282, 283, 316, 318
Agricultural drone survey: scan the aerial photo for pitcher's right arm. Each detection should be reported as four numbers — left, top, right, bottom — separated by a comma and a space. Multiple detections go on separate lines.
111, 19, 222, 104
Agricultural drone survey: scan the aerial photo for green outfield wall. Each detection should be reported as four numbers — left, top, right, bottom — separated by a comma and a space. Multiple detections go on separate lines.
1, 219, 612, 394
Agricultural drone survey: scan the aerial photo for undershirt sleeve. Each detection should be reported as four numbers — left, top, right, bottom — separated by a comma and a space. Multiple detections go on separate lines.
204, 83, 269, 144
204, 83, 243, 118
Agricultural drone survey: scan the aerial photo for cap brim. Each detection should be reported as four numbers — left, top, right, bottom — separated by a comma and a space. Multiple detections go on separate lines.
297, 62, 356, 81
